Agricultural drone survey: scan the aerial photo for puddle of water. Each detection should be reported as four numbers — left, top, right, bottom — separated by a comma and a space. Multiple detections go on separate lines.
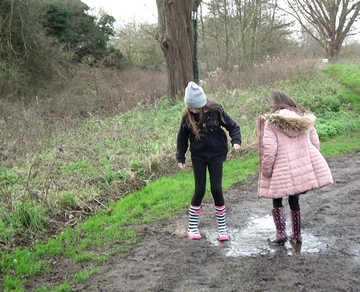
351, 247, 360, 261
205, 215, 336, 257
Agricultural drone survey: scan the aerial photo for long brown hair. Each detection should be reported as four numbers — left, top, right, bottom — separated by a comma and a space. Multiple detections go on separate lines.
269, 91, 309, 115
182, 101, 226, 140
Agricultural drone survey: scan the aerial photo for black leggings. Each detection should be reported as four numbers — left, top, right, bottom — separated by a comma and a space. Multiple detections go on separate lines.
272, 193, 303, 211
191, 159, 224, 207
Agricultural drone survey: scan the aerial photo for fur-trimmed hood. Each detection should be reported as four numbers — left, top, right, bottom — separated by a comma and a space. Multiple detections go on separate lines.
265, 110, 316, 137
257, 108, 333, 199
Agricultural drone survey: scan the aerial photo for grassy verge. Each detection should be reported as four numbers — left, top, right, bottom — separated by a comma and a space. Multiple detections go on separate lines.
1, 63, 360, 291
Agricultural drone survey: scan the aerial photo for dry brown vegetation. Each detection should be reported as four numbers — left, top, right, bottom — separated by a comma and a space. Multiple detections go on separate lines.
0, 57, 321, 166
0, 58, 325, 248
205, 56, 320, 95
0, 67, 167, 165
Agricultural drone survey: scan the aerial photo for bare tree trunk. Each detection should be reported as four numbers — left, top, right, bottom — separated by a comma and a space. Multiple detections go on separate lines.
285, 0, 360, 61
156, 0, 196, 101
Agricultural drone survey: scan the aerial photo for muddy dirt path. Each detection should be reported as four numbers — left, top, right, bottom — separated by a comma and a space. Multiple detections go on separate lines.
27, 153, 360, 291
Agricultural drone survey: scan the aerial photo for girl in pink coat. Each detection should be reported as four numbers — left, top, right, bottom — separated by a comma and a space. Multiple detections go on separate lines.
257, 91, 333, 246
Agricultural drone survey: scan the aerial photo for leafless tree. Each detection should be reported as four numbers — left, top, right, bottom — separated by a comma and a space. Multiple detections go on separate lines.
285, 0, 360, 60
156, 0, 201, 100
198, 0, 295, 72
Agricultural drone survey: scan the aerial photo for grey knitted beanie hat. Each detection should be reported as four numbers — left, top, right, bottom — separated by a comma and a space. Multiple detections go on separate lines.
184, 81, 207, 109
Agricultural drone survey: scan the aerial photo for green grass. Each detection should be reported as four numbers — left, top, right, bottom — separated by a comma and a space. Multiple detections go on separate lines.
324, 63, 360, 112
321, 131, 360, 156
72, 267, 102, 283
1, 63, 360, 291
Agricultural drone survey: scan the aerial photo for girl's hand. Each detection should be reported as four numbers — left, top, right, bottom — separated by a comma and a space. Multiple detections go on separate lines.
232, 144, 241, 151
178, 163, 186, 170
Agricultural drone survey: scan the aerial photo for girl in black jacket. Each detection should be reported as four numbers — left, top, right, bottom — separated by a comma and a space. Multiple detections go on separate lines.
176, 81, 241, 241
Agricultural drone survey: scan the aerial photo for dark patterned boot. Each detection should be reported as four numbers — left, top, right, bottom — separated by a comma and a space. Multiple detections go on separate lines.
187, 205, 202, 240
289, 210, 302, 244
268, 207, 288, 244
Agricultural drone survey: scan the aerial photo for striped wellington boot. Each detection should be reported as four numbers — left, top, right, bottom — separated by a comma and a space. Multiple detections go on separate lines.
187, 205, 202, 240
215, 205, 229, 241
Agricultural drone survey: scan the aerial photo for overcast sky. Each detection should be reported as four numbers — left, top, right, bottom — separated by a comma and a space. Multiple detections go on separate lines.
82, 0, 158, 24
82, 0, 360, 43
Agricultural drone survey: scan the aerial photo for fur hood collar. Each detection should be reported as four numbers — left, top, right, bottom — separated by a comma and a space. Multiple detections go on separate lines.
265, 109, 316, 137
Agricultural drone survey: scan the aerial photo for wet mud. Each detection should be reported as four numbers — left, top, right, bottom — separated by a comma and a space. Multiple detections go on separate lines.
27, 153, 360, 291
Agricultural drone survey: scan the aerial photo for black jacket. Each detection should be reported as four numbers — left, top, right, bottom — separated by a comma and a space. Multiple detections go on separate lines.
176, 106, 241, 164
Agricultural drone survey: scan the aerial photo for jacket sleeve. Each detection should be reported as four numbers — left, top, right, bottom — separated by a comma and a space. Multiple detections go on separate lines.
257, 115, 266, 169
221, 112, 242, 146
176, 118, 190, 164
262, 124, 278, 177
309, 127, 320, 150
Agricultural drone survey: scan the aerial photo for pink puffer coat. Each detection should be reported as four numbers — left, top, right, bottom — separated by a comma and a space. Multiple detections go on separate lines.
257, 109, 333, 199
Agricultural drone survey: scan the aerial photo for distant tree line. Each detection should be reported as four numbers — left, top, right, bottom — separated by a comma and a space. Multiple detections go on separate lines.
0, 0, 123, 99
153, 0, 360, 99
1, 0, 360, 101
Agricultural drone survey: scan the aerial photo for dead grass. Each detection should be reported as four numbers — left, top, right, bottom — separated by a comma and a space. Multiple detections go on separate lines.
0, 67, 168, 166
0, 58, 325, 248
204, 57, 321, 95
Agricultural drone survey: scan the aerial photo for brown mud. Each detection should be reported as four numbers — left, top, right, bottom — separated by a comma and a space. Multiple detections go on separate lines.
26, 153, 360, 291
